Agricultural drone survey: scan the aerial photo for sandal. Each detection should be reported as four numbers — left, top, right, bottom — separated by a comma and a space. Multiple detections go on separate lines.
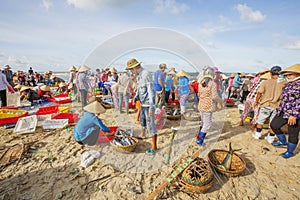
146, 149, 155, 156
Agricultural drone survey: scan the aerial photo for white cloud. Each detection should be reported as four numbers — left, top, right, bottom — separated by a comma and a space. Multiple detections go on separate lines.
41, 0, 53, 11
235, 4, 266, 23
284, 40, 300, 50
154, 0, 189, 15
66, 0, 135, 9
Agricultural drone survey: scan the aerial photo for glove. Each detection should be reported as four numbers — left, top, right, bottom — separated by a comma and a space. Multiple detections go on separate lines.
8, 85, 15, 94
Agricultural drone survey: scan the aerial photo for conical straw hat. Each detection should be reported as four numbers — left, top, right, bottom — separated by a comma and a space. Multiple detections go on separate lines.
167, 70, 176, 75
20, 86, 30, 92
69, 66, 76, 71
40, 85, 51, 92
14, 84, 22, 89
110, 67, 117, 73
78, 65, 90, 72
83, 101, 106, 114
280, 64, 300, 75
59, 82, 66, 87
246, 74, 254, 77
176, 69, 188, 77
260, 72, 271, 80
126, 58, 141, 70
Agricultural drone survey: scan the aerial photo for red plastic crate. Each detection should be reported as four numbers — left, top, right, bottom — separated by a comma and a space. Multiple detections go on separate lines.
52, 113, 79, 123
36, 105, 59, 115
0, 112, 28, 125
167, 99, 179, 104
48, 96, 72, 104
100, 126, 118, 136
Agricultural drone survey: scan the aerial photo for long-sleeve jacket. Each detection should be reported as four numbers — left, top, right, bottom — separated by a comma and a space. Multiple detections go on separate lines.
0, 73, 10, 90
74, 112, 110, 141
178, 76, 190, 95
232, 75, 242, 88
198, 80, 222, 112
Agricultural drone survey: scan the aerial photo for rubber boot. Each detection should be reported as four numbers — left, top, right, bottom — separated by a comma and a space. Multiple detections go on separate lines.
281, 143, 297, 159
196, 132, 206, 146
272, 134, 287, 147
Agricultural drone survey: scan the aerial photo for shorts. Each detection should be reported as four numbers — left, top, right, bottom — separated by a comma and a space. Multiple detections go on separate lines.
256, 106, 277, 125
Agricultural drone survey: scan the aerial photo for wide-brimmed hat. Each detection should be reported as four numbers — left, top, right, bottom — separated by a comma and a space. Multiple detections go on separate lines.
230, 73, 235, 78
50, 75, 56, 79
280, 64, 300, 75
40, 85, 51, 92
246, 74, 254, 78
260, 72, 271, 80
159, 63, 167, 69
20, 86, 30, 92
4, 65, 11, 69
110, 67, 117, 73
221, 74, 228, 79
69, 66, 76, 71
59, 82, 66, 87
126, 58, 141, 70
14, 84, 22, 89
239, 72, 245, 77
213, 67, 221, 73
83, 101, 106, 114
167, 70, 176, 75
78, 65, 91, 72
176, 69, 188, 77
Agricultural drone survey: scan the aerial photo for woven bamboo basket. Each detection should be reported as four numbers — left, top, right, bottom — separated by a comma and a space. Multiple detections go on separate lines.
183, 111, 201, 121
110, 137, 139, 153
101, 103, 113, 109
208, 149, 246, 177
166, 114, 181, 120
177, 158, 213, 193
225, 102, 235, 107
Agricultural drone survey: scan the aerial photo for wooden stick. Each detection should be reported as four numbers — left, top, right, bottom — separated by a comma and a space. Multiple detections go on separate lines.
165, 127, 177, 163
146, 149, 201, 200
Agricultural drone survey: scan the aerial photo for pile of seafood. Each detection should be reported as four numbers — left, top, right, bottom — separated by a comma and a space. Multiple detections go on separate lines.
165, 107, 181, 120
111, 129, 136, 146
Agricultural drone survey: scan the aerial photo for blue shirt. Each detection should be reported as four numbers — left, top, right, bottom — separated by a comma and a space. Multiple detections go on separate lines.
178, 76, 190, 95
154, 70, 165, 91
74, 112, 110, 141
232, 75, 242, 88
165, 75, 173, 92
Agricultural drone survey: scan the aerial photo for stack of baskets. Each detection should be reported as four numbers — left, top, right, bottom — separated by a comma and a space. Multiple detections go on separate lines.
177, 158, 213, 193
208, 149, 246, 177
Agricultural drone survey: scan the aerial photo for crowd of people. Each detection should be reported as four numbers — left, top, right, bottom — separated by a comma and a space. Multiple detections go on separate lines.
0, 62, 299, 158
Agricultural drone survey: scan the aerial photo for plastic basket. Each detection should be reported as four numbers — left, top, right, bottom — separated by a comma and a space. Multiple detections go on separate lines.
58, 106, 69, 113
100, 126, 118, 136
14, 115, 37, 134
37, 114, 52, 126
48, 96, 72, 104
52, 113, 79, 123
0, 109, 28, 125
42, 119, 68, 129
36, 105, 59, 115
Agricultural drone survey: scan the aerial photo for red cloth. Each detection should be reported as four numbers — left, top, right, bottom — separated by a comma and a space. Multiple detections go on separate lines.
189, 82, 199, 93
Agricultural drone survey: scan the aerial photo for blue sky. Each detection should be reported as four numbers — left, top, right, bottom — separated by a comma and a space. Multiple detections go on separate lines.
0, 0, 299, 73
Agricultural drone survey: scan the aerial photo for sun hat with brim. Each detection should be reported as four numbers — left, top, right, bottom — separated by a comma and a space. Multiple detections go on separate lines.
230, 73, 235, 78
14, 84, 22, 89
167, 70, 176, 75
176, 69, 188, 77
69, 66, 76, 71
20, 86, 30, 92
260, 72, 271, 80
213, 67, 221, 73
246, 74, 254, 77
203, 74, 214, 79
280, 64, 300, 75
50, 75, 56, 79
84, 101, 106, 114
4, 65, 11, 69
126, 58, 141, 70
239, 72, 245, 77
159, 63, 167, 69
40, 85, 51, 92
110, 67, 117, 73
59, 82, 66, 87
221, 74, 228, 79
78, 65, 91, 72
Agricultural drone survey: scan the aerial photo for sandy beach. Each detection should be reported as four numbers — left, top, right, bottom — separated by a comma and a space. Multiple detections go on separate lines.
0, 101, 299, 200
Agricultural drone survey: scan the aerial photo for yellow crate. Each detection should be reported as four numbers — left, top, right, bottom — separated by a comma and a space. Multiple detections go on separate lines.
58, 106, 69, 113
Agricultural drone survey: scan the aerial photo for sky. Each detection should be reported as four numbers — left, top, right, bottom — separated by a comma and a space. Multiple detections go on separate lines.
0, 0, 299, 73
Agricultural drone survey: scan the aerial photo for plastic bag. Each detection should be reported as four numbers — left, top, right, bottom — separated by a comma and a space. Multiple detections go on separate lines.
80, 150, 101, 168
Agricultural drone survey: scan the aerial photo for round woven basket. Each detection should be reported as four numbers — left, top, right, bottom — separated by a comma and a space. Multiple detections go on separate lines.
177, 158, 213, 193
110, 137, 138, 153
225, 102, 235, 107
166, 114, 181, 120
183, 111, 201, 121
208, 149, 246, 177
101, 103, 113, 109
